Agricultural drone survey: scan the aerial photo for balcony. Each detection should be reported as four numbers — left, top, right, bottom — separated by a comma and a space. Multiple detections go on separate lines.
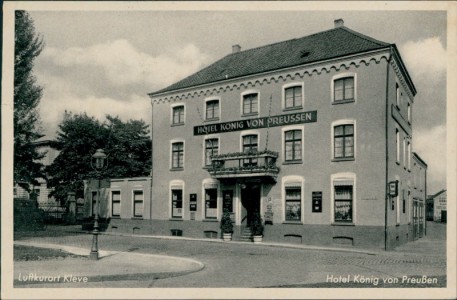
208, 150, 280, 181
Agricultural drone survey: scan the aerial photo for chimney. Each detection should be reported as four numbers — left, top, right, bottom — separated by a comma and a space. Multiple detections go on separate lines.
334, 19, 344, 28
232, 44, 241, 53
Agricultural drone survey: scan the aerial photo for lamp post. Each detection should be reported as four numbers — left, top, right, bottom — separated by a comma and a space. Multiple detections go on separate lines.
90, 149, 107, 260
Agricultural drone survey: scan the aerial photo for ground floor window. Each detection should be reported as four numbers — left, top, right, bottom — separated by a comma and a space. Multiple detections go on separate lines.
112, 191, 121, 217
205, 188, 218, 219
133, 190, 144, 217
91, 191, 97, 217
172, 189, 183, 218
334, 185, 353, 222
285, 187, 301, 221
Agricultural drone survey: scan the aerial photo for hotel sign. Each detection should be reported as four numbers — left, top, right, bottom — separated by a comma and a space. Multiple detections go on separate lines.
194, 111, 317, 135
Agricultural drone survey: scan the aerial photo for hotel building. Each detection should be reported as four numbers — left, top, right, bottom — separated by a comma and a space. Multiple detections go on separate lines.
85, 19, 427, 250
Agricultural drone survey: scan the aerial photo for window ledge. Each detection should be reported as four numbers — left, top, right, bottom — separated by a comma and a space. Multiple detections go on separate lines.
282, 221, 303, 225
282, 160, 303, 165
331, 222, 355, 226
241, 113, 258, 118
332, 99, 355, 105
332, 157, 355, 162
169, 218, 183, 221
202, 219, 218, 222
131, 217, 143, 220
204, 118, 220, 123
283, 106, 303, 112
170, 168, 184, 172
171, 123, 184, 127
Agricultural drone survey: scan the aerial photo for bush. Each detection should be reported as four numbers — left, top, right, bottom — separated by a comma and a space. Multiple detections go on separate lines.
14, 199, 46, 231
220, 209, 233, 233
251, 212, 264, 236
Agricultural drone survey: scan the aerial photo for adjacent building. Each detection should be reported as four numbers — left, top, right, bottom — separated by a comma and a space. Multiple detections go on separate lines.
427, 189, 447, 223
85, 19, 427, 250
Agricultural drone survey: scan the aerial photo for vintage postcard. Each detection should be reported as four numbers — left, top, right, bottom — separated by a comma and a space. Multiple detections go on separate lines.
1, 1, 456, 299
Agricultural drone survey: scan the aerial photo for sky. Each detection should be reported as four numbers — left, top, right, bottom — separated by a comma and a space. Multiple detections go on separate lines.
20, 5, 448, 194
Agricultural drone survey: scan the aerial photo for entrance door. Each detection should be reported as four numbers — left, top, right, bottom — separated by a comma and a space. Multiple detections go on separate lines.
413, 201, 419, 240
240, 184, 261, 227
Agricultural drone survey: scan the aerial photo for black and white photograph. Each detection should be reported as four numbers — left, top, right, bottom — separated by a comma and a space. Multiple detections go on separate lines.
2, 1, 456, 299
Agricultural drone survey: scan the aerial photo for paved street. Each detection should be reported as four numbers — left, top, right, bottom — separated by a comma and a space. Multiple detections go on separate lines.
12, 222, 447, 288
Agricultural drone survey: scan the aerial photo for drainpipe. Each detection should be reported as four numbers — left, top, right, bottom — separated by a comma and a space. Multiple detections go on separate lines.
384, 48, 393, 251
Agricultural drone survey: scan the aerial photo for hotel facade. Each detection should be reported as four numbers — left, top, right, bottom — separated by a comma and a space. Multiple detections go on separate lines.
84, 20, 427, 250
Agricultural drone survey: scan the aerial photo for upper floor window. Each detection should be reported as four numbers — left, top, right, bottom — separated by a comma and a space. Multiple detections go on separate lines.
284, 84, 303, 110
205, 138, 219, 167
396, 129, 400, 163
334, 124, 354, 159
407, 102, 411, 123
396, 83, 401, 108
171, 142, 184, 169
242, 134, 258, 166
284, 130, 302, 162
172, 105, 185, 125
242, 93, 259, 115
334, 77, 354, 102
206, 99, 220, 120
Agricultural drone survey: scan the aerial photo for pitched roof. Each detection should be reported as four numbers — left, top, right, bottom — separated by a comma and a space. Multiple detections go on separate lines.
150, 26, 391, 96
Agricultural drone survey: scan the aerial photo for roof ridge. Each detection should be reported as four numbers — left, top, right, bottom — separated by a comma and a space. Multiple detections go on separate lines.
228, 27, 344, 57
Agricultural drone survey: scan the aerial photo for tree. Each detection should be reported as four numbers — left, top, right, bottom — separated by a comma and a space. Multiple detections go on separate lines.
14, 11, 46, 190
46, 112, 152, 202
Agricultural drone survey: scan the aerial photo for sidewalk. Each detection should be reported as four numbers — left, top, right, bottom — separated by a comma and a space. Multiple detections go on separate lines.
14, 241, 204, 288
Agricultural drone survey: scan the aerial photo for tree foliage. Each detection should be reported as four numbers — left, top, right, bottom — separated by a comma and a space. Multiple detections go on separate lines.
46, 112, 152, 202
14, 10, 46, 190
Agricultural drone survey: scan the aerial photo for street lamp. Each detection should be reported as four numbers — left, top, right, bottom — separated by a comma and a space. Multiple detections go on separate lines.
90, 148, 107, 260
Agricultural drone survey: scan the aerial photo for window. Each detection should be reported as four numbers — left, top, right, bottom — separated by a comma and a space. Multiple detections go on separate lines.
205, 138, 219, 167
396, 129, 400, 163
285, 187, 301, 221
242, 134, 258, 166
31, 188, 40, 201
91, 191, 98, 217
403, 137, 406, 168
242, 93, 259, 115
334, 185, 353, 222
172, 142, 184, 169
172, 105, 184, 125
402, 189, 406, 214
396, 83, 401, 108
284, 85, 303, 109
171, 189, 183, 218
407, 102, 411, 123
284, 130, 302, 161
205, 188, 218, 219
334, 77, 354, 102
133, 191, 143, 217
206, 99, 219, 120
407, 141, 411, 170
334, 125, 354, 159
111, 191, 121, 217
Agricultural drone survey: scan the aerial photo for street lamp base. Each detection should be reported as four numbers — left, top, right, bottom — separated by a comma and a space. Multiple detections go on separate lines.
89, 251, 99, 260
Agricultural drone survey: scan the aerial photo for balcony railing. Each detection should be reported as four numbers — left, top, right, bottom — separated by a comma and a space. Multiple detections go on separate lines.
208, 150, 280, 180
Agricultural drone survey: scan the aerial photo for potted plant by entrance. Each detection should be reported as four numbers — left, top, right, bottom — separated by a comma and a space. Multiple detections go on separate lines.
220, 209, 233, 241
251, 212, 264, 243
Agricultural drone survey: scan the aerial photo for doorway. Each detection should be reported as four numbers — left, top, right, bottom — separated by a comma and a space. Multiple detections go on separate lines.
240, 184, 261, 227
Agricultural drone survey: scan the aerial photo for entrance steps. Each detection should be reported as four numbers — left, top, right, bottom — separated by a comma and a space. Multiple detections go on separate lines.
238, 227, 252, 242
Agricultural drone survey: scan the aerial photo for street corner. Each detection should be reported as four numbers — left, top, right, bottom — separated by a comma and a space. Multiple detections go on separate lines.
13, 248, 205, 288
